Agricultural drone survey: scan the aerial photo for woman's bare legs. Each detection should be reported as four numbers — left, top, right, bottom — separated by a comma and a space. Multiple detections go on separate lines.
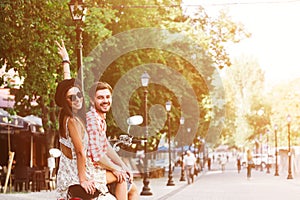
106, 170, 128, 200
128, 183, 139, 200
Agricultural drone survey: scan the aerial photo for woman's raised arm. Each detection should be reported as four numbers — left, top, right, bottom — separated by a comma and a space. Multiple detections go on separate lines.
55, 40, 71, 80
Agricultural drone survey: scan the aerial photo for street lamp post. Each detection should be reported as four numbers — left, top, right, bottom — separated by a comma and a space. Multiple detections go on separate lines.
266, 129, 270, 174
68, 0, 86, 91
197, 136, 201, 159
287, 114, 293, 179
187, 128, 191, 152
257, 109, 264, 172
197, 136, 202, 172
274, 124, 279, 176
260, 133, 263, 172
179, 116, 186, 181
201, 137, 205, 168
140, 72, 152, 195
166, 101, 175, 186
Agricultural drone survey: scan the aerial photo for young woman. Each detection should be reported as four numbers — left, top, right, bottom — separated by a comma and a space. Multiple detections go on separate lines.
55, 40, 138, 200
55, 42, 115, 200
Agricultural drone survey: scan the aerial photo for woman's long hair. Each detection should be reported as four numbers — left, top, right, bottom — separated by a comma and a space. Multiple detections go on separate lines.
58, 83, 86, 138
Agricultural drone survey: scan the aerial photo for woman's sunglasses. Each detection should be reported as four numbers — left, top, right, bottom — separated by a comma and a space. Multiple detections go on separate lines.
67, 92, 83, 102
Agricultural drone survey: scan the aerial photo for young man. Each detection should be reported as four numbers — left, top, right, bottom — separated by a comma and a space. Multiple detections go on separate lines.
87, 81, 139, 200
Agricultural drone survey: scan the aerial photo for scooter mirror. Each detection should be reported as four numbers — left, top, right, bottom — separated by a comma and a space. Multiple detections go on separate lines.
127, 115, 143, 126
127, 115, 143, 134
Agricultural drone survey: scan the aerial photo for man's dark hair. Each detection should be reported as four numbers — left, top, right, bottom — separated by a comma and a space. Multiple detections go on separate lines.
88, 81, 112, 99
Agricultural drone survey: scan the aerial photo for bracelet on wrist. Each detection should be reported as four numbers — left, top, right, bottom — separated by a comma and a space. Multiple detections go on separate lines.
63, 56, 69, 60
62, 60, 70, 64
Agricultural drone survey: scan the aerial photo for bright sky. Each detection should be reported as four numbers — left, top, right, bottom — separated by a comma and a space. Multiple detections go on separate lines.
183, 0, 300, 87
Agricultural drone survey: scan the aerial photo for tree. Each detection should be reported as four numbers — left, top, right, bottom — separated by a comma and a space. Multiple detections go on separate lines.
1, 1, 73, 143
223, 55, 266, 147
267, 78, 300, 147
86, 0, 250, 146
0, 0, 249, 151
0, 0, 116, 150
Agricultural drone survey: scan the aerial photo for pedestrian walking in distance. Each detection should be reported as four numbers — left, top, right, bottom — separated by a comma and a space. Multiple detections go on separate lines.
237, 154, 241, 173
183, 150, 197, 184
247, 149, 253, 180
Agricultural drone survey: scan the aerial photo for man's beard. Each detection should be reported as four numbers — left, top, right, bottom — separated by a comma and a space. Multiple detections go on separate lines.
95, 103, 110, 113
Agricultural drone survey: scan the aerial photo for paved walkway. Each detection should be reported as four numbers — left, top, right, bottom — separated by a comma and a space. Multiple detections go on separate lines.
1, 158, 300, 199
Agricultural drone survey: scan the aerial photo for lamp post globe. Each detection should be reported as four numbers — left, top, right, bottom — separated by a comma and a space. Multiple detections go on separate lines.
141, 71, 150, 87
68, 0, 87, 21
165, 101, 171, 112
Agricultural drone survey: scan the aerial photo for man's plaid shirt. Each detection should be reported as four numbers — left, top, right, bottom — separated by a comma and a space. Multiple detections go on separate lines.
86, 106, 108, 163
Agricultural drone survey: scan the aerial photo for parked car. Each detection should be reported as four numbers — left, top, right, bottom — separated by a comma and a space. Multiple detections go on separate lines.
252, 154, 275, 168
155, 159, 174, 172
240, 153, 275, 168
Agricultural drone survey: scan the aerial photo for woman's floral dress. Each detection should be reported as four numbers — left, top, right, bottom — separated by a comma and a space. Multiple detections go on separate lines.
56, 117, 115, 200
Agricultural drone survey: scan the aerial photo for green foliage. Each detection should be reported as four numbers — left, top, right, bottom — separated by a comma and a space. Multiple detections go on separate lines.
0, 0, 249, 149
0, 0, 115, 129
222, 56, 267, 147
267, 78, 300, 147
